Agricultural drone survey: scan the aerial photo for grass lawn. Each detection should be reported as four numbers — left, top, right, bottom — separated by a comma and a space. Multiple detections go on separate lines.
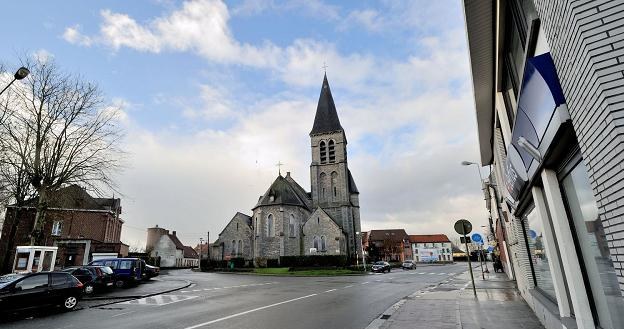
252, 268, 364, 276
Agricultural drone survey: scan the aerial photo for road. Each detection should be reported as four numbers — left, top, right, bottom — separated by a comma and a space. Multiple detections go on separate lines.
2, 263, 474, 329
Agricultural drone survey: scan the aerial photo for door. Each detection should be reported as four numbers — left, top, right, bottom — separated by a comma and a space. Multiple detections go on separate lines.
11, 273, 50, 310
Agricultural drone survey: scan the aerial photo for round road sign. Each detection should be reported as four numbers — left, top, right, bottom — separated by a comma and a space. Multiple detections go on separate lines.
454, 219, 472, 235
471, 233, 483, 244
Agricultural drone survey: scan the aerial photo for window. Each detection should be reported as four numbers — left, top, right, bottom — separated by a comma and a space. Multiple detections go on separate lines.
51, 273, 68, 287
231, 240, 236, 254
104, 260, 117, 269
289, 214, 296, 237
51, 220, 63, 236
562, 162, 624, 329
328, 140, 335, 162
119, 260, 133, 270
267, 214, 274, 237
313, 236, 319, 250
331, 171, 338, 200
320, 236, 326, 251
16, 274, 48, 290
523, 204, 557, 301
320, 172, 327, 201
238, 240, 243, 255
15, 252, 29, 270
236, 223, 239, 231
320, 141, 327, 164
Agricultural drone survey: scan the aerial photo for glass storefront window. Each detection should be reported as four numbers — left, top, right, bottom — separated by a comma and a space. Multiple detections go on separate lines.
523, 205, 557, 301
562, 162, 624, 329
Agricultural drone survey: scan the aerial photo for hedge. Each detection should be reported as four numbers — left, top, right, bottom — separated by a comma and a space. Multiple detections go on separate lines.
279, 255, 347, 267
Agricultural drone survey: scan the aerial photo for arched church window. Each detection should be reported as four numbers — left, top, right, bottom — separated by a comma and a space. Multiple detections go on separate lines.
231, 240, 236, 255
320, 172, 327, 201
331, 172, 338, 200
238, 240, 243, 255
313, 236, 319, 250
289, 214, 296, 237
267, 214, 274, 237
328, 140, 335, 162
320, 141, 327, 164
320, 236, 326, 251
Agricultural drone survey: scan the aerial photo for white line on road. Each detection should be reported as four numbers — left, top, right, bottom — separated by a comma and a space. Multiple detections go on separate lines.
325, 289, 337, 293
438, 273, 446, 275
183, 293, 319, 329
344, 285, 353, 288
418, 272, 425, 274
428, 273, 436, 275
361, 282, 369, 285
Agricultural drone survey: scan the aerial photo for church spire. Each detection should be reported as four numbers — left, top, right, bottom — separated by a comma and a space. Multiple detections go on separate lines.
310, 73, 343, 136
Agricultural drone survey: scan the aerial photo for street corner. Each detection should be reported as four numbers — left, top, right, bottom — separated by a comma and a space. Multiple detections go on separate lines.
81, 277, 192, 308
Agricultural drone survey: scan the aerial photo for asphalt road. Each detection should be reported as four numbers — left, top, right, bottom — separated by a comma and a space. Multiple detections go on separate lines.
2, 263, 472, 329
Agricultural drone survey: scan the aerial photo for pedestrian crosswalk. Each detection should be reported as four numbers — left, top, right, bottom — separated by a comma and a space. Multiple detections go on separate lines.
120, 294, 198, 306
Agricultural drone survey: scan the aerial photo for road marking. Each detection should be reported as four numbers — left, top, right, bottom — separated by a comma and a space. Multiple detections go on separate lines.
344, 285, 353, 288
193, 289, 201, 292
418, 272, 425, 274
428, 273, 436, 275
112, 311, 136, 317
438, 273, 446, 275
120, 295, 198, 306
183, 293, 318, 329
203, 288, 212, 291
387, 277, 394, 279
361, 282, 369, 285
180, 291, 189, 293
325, 289, 337, 293
375, 279, 381, 282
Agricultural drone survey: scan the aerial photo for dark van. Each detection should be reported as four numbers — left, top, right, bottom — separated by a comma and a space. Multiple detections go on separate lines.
88, 258, 144, 288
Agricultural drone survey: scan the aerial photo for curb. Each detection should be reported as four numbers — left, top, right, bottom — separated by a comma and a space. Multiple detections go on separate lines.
202, 271, 367, 277
85, 280, 193, 308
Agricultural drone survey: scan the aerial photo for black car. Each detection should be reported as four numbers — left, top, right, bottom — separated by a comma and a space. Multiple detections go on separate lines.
62, 266, 115, 294
143, 264, 160, 281
371, 261, 392, 273
0, 272, 83, 313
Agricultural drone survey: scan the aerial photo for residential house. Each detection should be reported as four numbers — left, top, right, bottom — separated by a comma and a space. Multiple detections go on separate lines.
0, 184, 128, 273
146, 225, 198, 268
408, 234, 453, 262
367, 229, 409, 262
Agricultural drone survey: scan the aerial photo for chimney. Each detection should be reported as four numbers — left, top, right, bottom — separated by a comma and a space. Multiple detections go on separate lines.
286, 171, 291, 177
172, 231, 176, 236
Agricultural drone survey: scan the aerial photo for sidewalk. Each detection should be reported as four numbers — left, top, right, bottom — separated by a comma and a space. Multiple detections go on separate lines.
369, 266, 544, 329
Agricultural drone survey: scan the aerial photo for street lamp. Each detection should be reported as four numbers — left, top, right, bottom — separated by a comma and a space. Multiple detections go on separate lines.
0, 67, 30, 96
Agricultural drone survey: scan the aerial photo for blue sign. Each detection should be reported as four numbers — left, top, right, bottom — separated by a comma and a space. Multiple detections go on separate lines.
487, 246, 494, 253
504, 52, 567, 202
471, 233, 483, 244
529, 229, 537, 239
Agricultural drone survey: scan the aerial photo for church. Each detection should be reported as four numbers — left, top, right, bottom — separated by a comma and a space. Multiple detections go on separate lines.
210, 74, 362, 266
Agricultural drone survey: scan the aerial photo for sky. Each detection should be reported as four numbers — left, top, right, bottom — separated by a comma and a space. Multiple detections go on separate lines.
0, 0, 489, 249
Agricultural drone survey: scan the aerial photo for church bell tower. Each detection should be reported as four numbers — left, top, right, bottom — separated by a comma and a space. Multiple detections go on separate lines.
309, 74, 361, 260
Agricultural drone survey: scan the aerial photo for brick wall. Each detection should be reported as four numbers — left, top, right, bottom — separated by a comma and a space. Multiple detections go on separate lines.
534, 0, 624, 294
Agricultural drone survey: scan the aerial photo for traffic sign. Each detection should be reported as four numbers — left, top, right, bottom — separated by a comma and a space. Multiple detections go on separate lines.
471, 233, 483, 244
460, 236, 471, 244
454, 219, 472, 235
487, 246, 494, 253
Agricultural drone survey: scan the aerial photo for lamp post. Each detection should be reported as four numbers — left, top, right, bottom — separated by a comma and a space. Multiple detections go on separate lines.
481, 225, 490, 273
199, 237, 204, 270
0, 67, 29, 96
356, 231, 367, 272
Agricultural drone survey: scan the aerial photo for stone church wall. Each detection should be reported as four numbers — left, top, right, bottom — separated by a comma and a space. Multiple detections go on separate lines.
303, 209, 344, 255
215, 213, 253, 261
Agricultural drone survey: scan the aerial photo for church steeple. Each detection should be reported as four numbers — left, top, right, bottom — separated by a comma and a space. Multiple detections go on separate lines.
310, 74, 343, 136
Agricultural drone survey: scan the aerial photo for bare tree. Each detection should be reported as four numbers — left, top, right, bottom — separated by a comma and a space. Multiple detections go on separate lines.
0, 57, 125, 245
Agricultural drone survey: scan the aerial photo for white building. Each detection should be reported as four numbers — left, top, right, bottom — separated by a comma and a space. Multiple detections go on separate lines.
146, 225, 198, 268
408, 235, 453, 262
463, 1, 624, 329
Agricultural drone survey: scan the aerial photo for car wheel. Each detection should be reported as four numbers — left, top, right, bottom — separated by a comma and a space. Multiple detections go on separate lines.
84, 283, 95, 295
115, 280, 125, 288
63, 296, 78, 311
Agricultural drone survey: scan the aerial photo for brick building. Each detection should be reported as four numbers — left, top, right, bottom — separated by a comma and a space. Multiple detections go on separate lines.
0, 184, 127, 273
463, 1, 624, 328
366, 229, 409, 262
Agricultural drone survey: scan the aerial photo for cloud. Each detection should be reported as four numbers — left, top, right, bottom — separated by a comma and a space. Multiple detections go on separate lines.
62, 25, 93, 46
31, 49, 54, 64
340, 9, 385, 32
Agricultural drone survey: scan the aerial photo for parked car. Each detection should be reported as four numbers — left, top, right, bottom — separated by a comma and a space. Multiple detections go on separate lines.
61, 266, 115, 294
88, 258, 144, 288
371, 261, 392, 273
144, 264, 160, 281
401, 260, 417, 270
0, 272, 83, 313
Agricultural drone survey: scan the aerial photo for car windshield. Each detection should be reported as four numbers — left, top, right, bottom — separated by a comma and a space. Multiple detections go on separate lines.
99, 266, 114, 274
0, 274, 25, 288
374, 262, 385, 265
